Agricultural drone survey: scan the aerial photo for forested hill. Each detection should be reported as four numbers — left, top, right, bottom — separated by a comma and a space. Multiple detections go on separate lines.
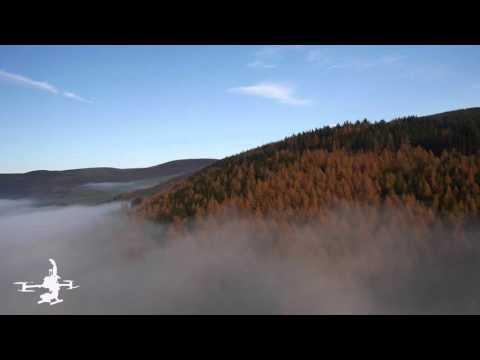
231, 107, 480, 159
137, 108, 480, 226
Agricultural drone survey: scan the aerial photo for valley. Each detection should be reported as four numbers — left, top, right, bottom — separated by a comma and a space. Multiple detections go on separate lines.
3, 108, 480, 314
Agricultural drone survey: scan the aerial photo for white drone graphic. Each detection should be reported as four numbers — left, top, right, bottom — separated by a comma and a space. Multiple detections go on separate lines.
13, 258, 79, 305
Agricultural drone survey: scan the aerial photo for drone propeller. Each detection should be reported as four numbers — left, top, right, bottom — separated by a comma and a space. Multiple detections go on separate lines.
62, 280, 79, 290
13, 282, 37, 292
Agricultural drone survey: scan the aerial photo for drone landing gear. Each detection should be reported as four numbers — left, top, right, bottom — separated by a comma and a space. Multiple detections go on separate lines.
38, 294, 63, 305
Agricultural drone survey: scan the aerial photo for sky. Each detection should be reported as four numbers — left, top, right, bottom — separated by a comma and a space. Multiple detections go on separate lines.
0, 45, 479, 173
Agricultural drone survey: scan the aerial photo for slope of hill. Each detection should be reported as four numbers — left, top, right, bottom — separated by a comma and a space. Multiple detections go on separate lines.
112, 172, 192, 204
0, 159, 217, 204
136, 108, 480, 227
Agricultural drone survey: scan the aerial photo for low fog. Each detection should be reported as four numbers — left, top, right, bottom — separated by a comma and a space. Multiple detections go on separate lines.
1, 199, 479, 314
78, 176, 173, 193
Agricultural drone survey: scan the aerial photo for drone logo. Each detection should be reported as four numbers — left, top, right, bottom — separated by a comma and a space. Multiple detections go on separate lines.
13, 258, 79, 306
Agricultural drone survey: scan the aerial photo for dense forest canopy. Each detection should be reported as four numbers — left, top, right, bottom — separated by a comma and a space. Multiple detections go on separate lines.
136, 108, 480, 231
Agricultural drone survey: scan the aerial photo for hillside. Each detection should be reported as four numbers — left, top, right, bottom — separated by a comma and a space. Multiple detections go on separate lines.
0, 159, 217, 203
113, 172, 192, 204
136, 108, 480, 228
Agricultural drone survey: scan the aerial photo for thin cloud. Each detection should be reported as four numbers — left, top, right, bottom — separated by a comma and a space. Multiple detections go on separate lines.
306, 48, 329, 63
0, 69, 91, 103
248, 45, 307, 69
254, 45, 306, 58
247, 60, 276, 69
228, 82, 311, 106
63, 91, 93, 103
0, 69, 58, 94
328, 55, 406, 70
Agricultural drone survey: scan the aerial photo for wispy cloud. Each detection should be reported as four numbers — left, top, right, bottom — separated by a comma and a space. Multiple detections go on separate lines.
0, 69, 91, 103
0, 69, 58, 94
254, 45, 306, 58
306, 48, 329, 64
248, 45, 307, 69
253, 46, 281, 59
328, 55, 406, 70
228, 82, 311, 106
63, 91, 93, 103
249, 46, 406, 73
247, 60, 276, 69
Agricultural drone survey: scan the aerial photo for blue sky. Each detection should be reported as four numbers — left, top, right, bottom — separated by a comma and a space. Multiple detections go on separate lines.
1, 45, 479, 173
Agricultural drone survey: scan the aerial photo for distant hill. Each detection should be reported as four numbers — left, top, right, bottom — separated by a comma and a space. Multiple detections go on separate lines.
137, 108, 480, 226
0, 159, 217, 203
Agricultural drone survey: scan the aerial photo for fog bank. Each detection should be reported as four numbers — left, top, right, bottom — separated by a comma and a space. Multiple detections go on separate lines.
1, 199, 479, 314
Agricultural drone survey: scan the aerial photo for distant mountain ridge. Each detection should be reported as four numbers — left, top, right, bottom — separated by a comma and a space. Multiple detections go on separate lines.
0, 159, 217, 200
